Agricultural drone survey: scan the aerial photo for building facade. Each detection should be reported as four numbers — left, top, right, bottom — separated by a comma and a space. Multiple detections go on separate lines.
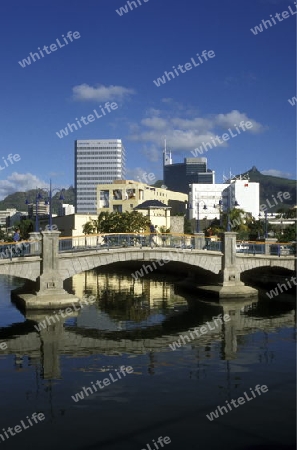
75, 139, 126, 214
189, 184, 227, 223
225, 179, 259, 219
97, 180, 188, 215
163, 154, 215, 194
189, 179, 260, 228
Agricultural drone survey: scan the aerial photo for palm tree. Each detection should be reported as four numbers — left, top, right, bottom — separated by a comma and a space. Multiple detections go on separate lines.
82, 221, 94, 246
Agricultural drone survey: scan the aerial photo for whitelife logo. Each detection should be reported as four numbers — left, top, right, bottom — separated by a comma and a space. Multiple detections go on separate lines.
250, 3, 297, 35
168, 314, 231, 351
191, 121, 253, 157
55, 102, 118, 139
141, 435, 171, 450
71, 366, 134, 402
153, 50, 215, 87
18, 31, 81, 68
206, 384, 269, 421
116, 0, 149, 16
0, 153, 21, 171
288, 95, 297, 106
0, 412, 45, 443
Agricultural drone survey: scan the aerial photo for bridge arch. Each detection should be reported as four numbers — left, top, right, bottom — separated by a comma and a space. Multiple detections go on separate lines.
58, 248, 223, 281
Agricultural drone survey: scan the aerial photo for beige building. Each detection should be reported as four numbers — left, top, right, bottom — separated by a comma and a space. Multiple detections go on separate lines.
134, 200, 171, 230
97, 180, 188, 215
40, 214, 98, 238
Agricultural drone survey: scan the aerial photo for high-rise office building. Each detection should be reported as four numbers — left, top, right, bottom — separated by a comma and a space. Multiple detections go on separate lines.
163, 149, 215, 194
75, 139, 126, 213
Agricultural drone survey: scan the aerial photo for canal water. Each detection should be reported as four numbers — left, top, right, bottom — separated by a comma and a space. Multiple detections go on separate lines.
0, 270, 295, 450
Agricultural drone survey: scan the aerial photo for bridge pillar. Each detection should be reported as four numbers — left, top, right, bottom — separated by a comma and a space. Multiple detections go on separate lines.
12, 231, 79, 310
194, 232, 205, 250
264, 238, 277, 255
222, 232, 241, 285
219, 232, 258, 299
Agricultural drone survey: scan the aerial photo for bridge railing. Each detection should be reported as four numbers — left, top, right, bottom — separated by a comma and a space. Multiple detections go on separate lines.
58, 234, 295, 255
58, 233, 196, 252
234, 241, 295, 256
203, 240, 295, 255
0, 239, 41, 260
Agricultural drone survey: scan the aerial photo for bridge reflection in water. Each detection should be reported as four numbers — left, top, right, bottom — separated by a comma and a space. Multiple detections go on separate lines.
0, 269, 295, 381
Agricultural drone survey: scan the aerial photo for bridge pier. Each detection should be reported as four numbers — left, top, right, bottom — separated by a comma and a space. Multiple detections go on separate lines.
219, 232, 258, 299
195, 232, 258, 299
12, 231, 79, 310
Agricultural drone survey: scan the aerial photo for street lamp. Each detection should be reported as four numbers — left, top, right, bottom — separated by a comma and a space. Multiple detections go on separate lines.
213, 199, 223, 226
46, 180, 64, 229
258, 211, 268, 238
226, 194, 240, 232
25, 181, 64, 231
26, 189, 43, 232
196, 200, 207, 233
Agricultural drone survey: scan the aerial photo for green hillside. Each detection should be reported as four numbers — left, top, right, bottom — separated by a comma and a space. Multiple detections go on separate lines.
0, 187, 75, 213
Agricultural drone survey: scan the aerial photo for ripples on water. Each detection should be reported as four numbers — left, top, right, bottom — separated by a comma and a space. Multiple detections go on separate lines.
0, 270, 295, 450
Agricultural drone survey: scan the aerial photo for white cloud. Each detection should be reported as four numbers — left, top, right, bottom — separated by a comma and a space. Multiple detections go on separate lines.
0, 172, 47, 200
141, 117, 168, 129
128, 108, 265, 158
161, 98, 174, 103
215, 110, 264, 133
261, 169, 294, 179
141, 144, 161, 163
125, 167, 157, 184
171, 117, 213, 131
72, 83, 135, 102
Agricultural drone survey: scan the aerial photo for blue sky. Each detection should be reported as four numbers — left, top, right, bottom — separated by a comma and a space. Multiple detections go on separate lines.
0, 0, 295, 199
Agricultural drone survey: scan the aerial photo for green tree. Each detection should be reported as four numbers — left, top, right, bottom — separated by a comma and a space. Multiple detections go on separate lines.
83, 211, 150, 234
14, 219, 33, 240
82, 221, 95, 235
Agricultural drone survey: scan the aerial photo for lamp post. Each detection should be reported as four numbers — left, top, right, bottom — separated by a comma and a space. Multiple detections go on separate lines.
26, 189, 43, 232
258, 211, 268, 238
25, 181, 64, 231
226, 187, 240, 231
213, 199, 223, 226
196, 200, 207, 233
47, 180, 64, 229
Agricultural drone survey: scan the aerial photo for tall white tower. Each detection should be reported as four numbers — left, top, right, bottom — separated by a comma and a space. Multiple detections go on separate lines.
163, 138, 172, 166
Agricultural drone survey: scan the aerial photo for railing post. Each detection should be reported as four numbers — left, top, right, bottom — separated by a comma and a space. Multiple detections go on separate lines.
264, 238, 277, 255
28, 231, 42, 255
194, 232, 205, 250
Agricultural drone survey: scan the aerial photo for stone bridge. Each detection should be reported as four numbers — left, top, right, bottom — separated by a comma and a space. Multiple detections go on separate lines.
0, 231, 294, 308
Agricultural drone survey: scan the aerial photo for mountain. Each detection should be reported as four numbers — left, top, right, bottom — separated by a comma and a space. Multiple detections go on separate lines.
0, 187, 75, 213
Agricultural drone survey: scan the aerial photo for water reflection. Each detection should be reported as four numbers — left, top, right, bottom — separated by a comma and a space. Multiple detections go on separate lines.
0, 269, 295, 383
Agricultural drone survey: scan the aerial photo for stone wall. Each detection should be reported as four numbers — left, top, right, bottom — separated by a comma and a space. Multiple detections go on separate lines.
170, 216, 184, 234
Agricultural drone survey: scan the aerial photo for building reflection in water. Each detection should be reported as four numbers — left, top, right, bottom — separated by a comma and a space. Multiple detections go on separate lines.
0, 269, 294, 389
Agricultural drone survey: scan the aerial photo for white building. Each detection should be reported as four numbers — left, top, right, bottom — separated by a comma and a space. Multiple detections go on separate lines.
59, 203, 75, 216
0, 209, 17, 227
189, 184, 226, 222
225, 179, 259, 219
189, 179, 260, 224
75, 139, 126, 214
